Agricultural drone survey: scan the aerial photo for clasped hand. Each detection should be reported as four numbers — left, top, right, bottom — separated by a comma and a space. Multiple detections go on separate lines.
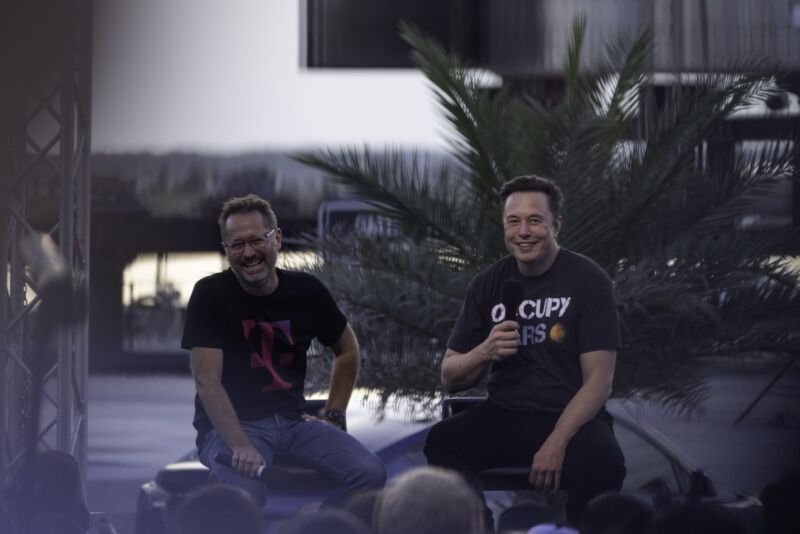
231, 445, 265, 478
484, 321, 520, 361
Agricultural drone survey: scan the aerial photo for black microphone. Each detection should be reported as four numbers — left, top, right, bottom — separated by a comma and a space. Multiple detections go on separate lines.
501, 279, 524, 322
215, 452, 266, 479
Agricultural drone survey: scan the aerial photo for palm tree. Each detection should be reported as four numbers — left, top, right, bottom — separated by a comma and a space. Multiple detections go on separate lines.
296, 18, 799, 415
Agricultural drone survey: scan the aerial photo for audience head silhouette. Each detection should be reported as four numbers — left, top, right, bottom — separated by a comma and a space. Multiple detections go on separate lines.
277, 508, 371, 534
171, 484, 263, 534
580, 492, 653, 534
653, 501, 745, 534
375, 466, 483, 534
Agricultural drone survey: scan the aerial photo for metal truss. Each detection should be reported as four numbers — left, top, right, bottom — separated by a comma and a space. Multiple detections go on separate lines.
1, 0, 92, 479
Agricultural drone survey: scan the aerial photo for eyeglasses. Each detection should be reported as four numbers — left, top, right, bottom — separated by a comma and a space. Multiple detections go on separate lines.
222, 228, 277, 253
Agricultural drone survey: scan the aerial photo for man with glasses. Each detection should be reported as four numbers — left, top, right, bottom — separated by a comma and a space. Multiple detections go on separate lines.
423, 176, 625, 527
181, 194, 385, 506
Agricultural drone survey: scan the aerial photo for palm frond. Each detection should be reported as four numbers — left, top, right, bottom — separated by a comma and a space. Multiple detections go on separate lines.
296, 16, 798, 414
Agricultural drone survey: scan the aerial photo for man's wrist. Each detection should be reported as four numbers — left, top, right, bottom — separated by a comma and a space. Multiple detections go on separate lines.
477, 340, 493, 363
322, 408, 346, 428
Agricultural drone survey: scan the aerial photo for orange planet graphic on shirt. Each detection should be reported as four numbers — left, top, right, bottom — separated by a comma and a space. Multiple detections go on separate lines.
550, 323, 567, 342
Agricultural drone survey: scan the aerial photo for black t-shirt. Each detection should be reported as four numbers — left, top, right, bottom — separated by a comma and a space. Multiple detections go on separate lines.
447, 249, 620, 416
181, 268, 347, 444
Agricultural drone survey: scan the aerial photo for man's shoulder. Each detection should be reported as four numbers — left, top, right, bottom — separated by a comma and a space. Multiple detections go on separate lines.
278, 268, 324, 284
277, 269, 330, 293
474, 255, 516, 283
461, 256, 516, 304
193, 270, 233, 291
558, 248, 612, 280
189, 269, 230, 290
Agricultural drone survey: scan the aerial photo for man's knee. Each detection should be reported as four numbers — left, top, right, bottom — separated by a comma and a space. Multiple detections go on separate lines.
566, 422, 625, 478
347, 453, 386, 491
422, 420, 453, 466
563, 443, 626, 504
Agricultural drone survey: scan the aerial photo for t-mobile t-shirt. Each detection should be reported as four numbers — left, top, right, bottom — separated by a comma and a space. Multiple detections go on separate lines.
181, 268, 347, 444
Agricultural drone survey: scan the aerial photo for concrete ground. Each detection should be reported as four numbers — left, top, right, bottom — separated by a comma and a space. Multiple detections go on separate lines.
87, 373, 195, 534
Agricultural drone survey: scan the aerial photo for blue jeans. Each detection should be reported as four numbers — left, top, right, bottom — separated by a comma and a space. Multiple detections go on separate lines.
197, 414, 386, 505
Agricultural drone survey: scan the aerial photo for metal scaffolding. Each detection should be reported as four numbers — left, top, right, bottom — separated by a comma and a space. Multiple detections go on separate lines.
1, 0, 92, 479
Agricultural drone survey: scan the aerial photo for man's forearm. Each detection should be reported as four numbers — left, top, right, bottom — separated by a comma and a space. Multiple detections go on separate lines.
441, 347, 491, 393
442, 321, 520, 393
326, 349, 358, 411
545, 377, 611, 447
196, 381, 252, 449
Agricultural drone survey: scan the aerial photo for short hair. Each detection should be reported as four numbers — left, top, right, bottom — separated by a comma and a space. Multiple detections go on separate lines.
375, 466, 483, 534
497, 501, 558, 532
171, 485, 263, 534
499, 175, 564, 219
4, 450, 90, 533
761, 472, 800, 534
218, 194, 278, 239
580, 493, 654, 534
340, 489, 381, 528
277, 508, 371, 534
653, 501, 745, 534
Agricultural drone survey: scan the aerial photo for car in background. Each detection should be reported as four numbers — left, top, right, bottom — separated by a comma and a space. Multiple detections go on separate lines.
135, 393, 762, 534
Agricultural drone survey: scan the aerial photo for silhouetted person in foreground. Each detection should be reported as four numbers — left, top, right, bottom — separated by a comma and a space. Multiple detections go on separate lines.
5, 235, 90, 534
170, 485, 263, 534
579, 492, 653, 534
4, 450, 90, 534
652, 501, 745, 534
496, 501, 558, 532
528, 524, 578, 534
375, 466, 484, 534
760, 472, 800, 534
277, 508, 372, 534
339, 489, 382, 529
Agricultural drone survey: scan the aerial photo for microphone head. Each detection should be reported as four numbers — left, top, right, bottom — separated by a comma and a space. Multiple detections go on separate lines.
501, 279, 524, 321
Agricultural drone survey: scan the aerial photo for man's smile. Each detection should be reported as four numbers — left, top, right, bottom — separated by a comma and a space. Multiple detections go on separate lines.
241, 258, 264, 268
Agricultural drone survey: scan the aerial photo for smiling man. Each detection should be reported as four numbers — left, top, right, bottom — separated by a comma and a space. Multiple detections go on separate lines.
181, 194, 385, 506
423, 176, 626, 526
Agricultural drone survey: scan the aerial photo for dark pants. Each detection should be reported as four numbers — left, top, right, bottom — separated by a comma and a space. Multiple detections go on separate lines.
423, 400, 626, 526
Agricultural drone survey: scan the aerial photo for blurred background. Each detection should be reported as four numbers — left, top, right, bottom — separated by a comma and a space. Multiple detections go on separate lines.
2, 1, 799, 532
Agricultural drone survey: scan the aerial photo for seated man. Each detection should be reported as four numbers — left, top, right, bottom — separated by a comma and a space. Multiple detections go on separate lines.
423, 176, 626, 525
182, 194, 386, 505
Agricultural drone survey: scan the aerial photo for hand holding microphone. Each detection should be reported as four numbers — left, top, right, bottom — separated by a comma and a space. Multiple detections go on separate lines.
502, 279, 524, 323
215, 452, 266, 480
484, 280, 524, 361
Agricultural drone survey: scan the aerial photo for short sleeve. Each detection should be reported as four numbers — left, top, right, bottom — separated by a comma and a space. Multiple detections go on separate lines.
447, 276, 487, 354
311, 279, 348, 347
181, 278, 225, 349
578, 269, 621, 353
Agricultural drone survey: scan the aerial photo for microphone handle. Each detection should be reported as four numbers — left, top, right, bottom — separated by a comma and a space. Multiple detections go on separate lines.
214, 452, 265, 478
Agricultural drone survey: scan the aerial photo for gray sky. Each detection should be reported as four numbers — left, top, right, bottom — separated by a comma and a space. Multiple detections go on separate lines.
91, 0, 448, 154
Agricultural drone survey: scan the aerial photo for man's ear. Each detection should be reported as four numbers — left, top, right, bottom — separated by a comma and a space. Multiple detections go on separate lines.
554, 216, 562, 237
275, 228, 283, 250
